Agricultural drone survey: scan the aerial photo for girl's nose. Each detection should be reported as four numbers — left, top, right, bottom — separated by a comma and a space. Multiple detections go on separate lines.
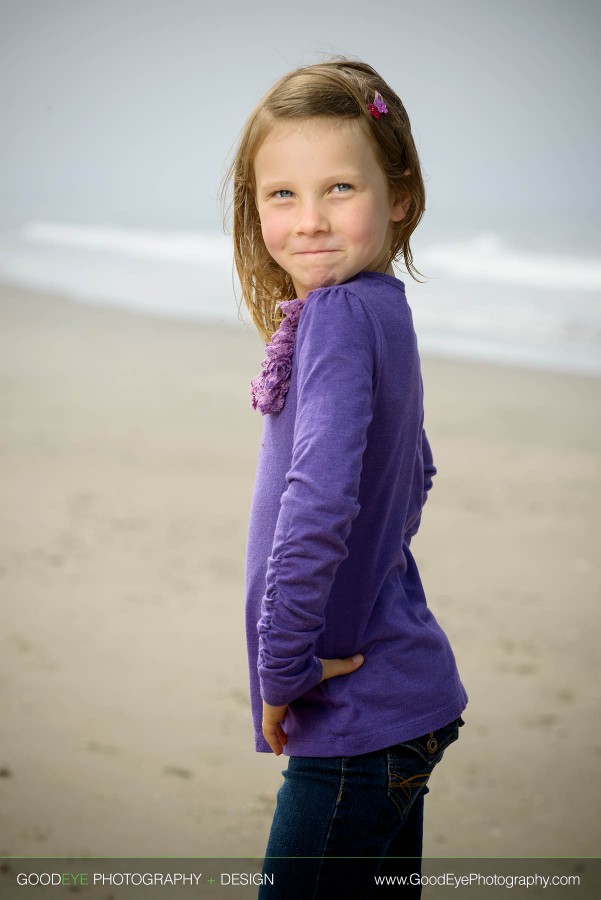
295, 199, 329, 235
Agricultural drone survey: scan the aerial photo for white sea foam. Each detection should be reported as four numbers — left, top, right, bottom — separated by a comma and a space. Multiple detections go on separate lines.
419, 232, 601, 292
0, 221, 238, 324
21, 221, 231, 266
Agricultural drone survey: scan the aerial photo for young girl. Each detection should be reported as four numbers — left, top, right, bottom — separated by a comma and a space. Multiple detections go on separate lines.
222, 58, 468, 899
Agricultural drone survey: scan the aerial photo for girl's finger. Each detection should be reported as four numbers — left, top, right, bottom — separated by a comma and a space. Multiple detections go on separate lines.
319, 654, 364, 681
263, 724, 282, 755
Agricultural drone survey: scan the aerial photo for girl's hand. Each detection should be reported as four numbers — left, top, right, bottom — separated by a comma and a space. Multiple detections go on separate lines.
262, 701, 289, 756
261, 654, 365, 755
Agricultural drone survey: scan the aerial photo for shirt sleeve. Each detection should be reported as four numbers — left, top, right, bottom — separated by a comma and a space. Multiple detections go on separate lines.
257, 285, 379, 707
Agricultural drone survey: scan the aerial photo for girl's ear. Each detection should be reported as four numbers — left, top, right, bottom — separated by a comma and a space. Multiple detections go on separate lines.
390, 191, 411, 222
390, 168, 411, 222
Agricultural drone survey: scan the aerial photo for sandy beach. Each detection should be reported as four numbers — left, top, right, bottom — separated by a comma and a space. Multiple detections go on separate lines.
0, 279, 599, 862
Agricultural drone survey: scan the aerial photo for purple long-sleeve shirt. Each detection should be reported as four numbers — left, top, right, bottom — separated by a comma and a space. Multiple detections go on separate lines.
245, 270, 468, 756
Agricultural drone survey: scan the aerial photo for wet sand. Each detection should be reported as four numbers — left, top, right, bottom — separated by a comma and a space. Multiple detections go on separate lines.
0, 280, 599, 859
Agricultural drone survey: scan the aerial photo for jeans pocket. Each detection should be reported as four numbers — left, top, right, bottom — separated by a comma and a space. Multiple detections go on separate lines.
386, 718, 462, 819
397, 717, 462, 767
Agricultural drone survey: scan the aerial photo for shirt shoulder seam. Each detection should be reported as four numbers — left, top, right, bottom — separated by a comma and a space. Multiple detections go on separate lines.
338, 284, 384, 389
298, 283, 383, 387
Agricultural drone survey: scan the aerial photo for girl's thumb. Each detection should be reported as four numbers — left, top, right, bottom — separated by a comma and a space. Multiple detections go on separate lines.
318, 654, 365, 683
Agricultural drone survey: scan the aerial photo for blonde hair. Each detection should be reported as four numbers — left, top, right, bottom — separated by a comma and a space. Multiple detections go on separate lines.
220, 57, 427, 343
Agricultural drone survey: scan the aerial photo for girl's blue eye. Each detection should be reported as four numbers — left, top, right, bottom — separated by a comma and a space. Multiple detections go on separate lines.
274, 189, 293, 199
332, 183, 352, 192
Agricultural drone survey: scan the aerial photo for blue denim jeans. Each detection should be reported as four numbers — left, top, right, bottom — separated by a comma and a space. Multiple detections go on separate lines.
258, 716, 464, 899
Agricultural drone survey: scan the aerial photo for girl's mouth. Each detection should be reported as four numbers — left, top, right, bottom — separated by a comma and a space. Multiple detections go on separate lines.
296, 249, 339, 255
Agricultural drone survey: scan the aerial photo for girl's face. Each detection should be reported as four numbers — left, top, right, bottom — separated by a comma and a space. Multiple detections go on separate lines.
254, 117, 408, 299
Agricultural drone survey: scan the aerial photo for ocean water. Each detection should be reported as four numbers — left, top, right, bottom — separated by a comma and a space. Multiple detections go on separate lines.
0, 221, 600, 377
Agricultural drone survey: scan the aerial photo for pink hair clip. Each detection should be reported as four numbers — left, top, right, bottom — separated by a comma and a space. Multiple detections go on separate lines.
367, 91, 388, 120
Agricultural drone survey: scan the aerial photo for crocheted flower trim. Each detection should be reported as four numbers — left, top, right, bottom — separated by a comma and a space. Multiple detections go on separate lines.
250, 296, 306, 415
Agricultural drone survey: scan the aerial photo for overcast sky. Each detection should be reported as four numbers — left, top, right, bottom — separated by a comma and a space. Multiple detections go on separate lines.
1, 0, 599, 246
